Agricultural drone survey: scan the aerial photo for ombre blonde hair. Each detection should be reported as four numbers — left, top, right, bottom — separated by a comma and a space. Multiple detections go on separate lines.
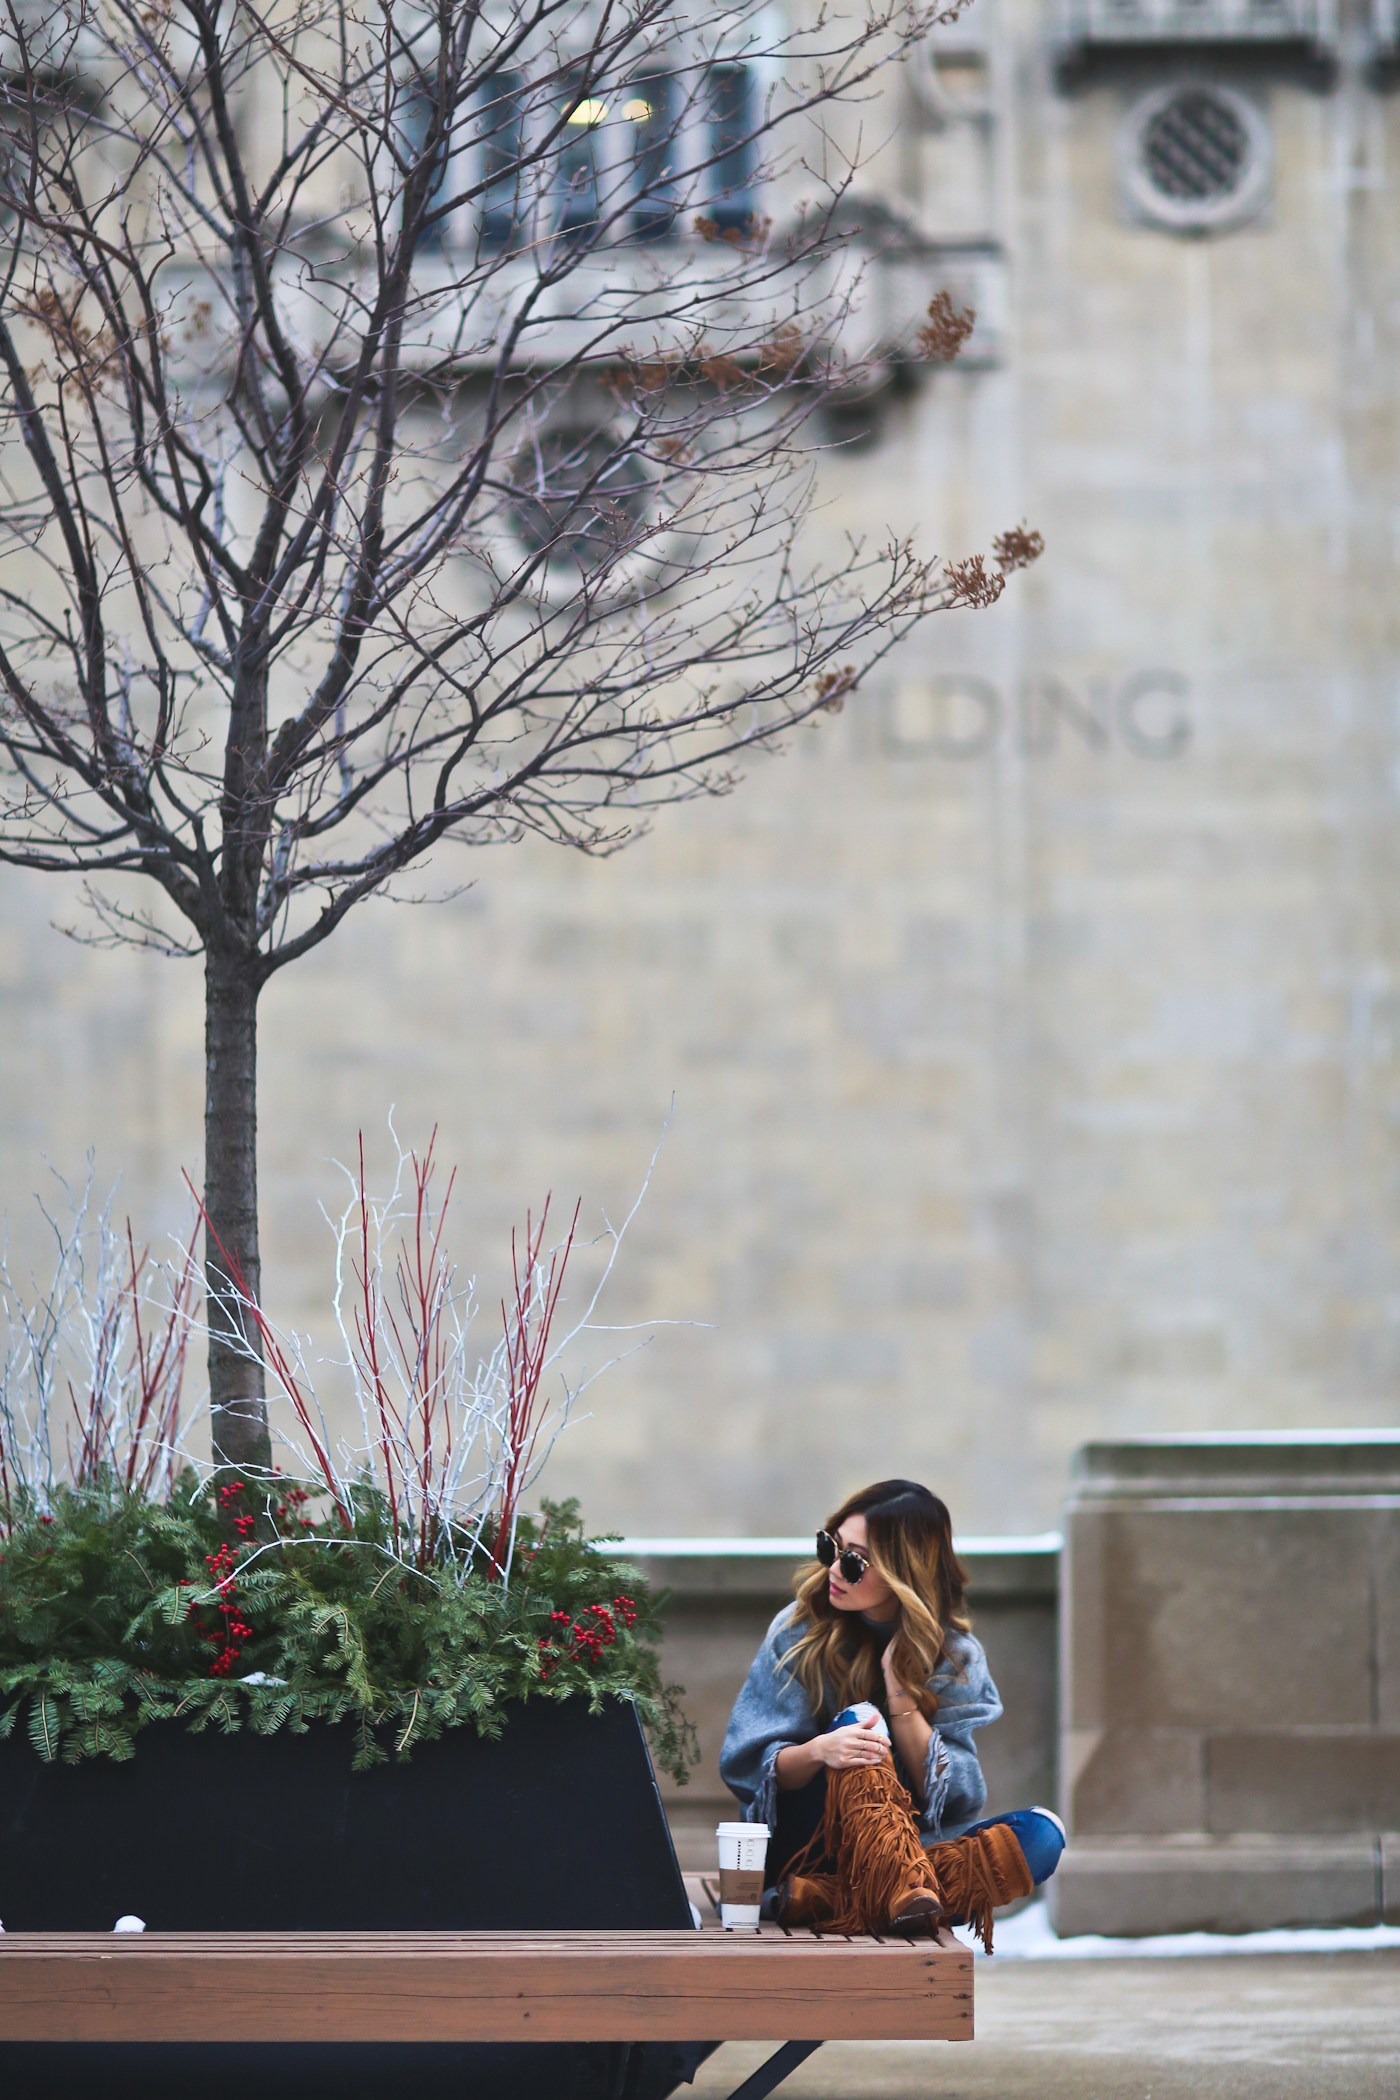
784, 1479, 971, 1720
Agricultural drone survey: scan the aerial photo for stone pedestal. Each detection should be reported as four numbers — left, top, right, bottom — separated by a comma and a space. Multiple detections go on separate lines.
1050, 1435, 1400, 1936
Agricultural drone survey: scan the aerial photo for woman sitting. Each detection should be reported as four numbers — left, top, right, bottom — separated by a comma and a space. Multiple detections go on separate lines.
719, 1477, 1064, 1948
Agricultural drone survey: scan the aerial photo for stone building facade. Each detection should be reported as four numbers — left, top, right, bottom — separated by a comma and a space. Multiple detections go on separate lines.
3, 0, 1399, 1540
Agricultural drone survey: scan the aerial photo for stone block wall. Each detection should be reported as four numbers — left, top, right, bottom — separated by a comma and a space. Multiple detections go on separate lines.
9, 16, 1400, 1560
1052, 1434, 1400, 1935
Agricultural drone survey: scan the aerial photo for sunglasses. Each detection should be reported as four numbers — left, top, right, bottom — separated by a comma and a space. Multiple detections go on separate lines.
816, 1529, 873, 1585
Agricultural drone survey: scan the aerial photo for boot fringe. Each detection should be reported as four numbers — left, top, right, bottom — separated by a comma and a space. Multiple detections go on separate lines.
780, 1770, 1034, 1951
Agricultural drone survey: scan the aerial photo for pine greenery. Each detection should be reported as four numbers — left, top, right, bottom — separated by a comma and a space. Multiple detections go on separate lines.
0, 1481, 697, 1778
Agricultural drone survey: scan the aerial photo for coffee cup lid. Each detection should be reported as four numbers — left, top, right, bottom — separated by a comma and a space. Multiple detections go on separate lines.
715, 1821, 769, 1837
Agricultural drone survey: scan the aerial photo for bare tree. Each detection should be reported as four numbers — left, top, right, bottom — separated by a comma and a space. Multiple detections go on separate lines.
0, 0, 1038, 1490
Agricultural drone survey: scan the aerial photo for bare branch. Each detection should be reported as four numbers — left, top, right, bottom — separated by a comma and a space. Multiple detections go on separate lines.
0, 0, 1036, 984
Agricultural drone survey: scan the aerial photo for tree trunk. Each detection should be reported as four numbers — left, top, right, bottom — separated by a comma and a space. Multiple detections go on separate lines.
204, 944, 272, 1478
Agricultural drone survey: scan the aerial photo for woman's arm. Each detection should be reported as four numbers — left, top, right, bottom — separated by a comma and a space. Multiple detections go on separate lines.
719, 1606, 826, 1826
908, 1635, 1004, 1836
881, 1637, 934, 1802
774, 1712, 890, 1789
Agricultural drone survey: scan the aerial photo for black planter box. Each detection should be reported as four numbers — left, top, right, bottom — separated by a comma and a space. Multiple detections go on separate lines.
0, 1696, 712, 2099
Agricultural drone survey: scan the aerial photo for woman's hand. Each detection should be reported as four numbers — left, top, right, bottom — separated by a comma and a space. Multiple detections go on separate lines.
881, 1635, 910, 1705
774, 1718, 888, 1790
879, 1634, 932, 1805
813, 1712, 890, 1770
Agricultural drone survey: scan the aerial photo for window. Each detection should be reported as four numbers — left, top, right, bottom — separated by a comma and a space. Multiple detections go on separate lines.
399, 80, 452, 255
1141, 88, 1247, 200
558, 79, 606, 242
0, 67, 99, 230
1119, 83, 1269, 233
459, 58, 764, 252
0, 95, 29, 222
706, 65, 758, 234
625, 74, 678, 241
478, 73, 526, 250
505, 427, 655, 585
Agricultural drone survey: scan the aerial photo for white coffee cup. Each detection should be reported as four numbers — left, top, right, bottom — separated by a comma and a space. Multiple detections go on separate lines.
716, 1820, 769, 1928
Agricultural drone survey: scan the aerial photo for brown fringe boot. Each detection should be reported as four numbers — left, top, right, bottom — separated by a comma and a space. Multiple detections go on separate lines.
924, 1820, 1034, 1953
778, 1760, 941, 1936
777, 1767, 1034, 1950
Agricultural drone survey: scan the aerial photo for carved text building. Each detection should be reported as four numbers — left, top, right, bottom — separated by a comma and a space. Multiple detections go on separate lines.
3, 0, 1399, 1541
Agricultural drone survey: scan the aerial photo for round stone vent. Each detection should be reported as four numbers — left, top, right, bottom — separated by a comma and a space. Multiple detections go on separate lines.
1119, 84, 1269, 234
504, 427, 654, 582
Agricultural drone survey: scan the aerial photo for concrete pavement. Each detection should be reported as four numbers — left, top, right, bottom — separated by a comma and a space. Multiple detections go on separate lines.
689, 1952, 1400, 2100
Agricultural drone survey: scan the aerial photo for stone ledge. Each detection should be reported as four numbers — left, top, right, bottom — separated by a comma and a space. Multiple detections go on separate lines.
613, 1536, 1061, 1601
1069, 1433, 1400, 1503
1047, 1834, 1386, 1938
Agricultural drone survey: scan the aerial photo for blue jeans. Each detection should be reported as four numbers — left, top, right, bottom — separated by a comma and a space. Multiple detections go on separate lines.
959, 1807, 1064, 1887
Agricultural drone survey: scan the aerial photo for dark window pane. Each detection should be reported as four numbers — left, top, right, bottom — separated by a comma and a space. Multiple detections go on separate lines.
707, 64, 757, 232
479, 72, 525, 249
1140, 88, 1249, 203
558, 78, 605, 242
401, 78, 450, 254
625, 74, 677, 241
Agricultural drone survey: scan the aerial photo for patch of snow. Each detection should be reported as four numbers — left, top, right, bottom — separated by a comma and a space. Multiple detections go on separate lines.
974, 1897, 1400, 1961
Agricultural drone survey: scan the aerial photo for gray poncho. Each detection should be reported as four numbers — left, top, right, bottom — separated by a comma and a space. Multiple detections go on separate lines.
718, 1604, 1002, 1841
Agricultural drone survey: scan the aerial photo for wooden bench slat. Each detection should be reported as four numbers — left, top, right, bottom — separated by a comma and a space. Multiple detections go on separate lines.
0, 1931, 942, 1955
0, 1932, 974, 2045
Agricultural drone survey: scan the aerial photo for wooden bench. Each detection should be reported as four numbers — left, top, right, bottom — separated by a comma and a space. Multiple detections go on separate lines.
0, 1879, 974, 2100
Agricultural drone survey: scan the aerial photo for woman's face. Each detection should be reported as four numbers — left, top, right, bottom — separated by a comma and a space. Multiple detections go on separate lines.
826, 1511, 897, 1618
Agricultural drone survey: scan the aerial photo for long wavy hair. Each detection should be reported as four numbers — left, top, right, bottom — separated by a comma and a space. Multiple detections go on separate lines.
784, 1479, 970, 1720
